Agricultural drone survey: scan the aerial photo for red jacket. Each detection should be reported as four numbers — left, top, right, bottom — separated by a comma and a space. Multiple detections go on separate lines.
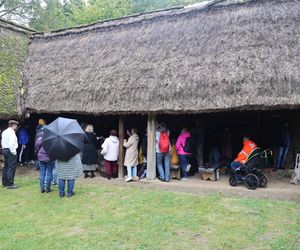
234, 140, 257, 164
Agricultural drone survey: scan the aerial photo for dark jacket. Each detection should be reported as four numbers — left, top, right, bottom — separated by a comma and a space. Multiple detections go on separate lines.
82, 132, 98, 165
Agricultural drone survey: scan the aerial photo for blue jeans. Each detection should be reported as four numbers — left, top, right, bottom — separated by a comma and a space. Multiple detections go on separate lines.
127, 166, 137, 178
276, 146, 289, 169
52, 165, 58, 184
58, 179, 75, 197
179, 155, 190, 178
230, 161, 243, 173
156, 152, 170, 181
39, 161, 55, 192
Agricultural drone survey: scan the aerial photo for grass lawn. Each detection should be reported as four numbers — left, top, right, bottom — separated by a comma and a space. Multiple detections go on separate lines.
0, 177, 299, 250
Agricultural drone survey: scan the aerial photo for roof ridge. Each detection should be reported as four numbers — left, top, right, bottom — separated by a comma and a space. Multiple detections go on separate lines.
0, 18, 36, 33
32, 0, 262, 39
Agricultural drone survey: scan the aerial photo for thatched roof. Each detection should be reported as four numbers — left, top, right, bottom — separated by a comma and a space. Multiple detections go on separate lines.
24, 0, 300, 115
0, 19, 31, 119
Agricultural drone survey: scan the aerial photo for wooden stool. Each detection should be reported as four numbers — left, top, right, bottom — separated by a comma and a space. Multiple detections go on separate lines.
170, 165, 181, 180
199, 167, 219, 182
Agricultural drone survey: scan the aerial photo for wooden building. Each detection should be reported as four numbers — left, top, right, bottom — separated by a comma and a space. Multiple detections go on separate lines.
1, 0, 300, 179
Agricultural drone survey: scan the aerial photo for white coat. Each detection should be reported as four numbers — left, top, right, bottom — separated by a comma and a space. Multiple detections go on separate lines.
101, 136, 119, 161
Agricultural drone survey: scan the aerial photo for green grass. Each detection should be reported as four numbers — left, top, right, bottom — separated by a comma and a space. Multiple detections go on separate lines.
0, 177, 299, 250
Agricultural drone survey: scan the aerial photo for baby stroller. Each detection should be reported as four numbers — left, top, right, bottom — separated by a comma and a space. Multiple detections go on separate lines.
229, 148, 271, 190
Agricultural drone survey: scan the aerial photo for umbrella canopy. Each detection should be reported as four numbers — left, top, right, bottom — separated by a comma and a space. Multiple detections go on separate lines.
42, 117, 85, 161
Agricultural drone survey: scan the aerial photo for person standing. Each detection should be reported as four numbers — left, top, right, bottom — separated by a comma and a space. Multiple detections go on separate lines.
1, 120, 19, 189
82, 124, 98, 178
56, 153, 82, 198
124, 128, 139, 182
275, 121, 291, 170
17, 126, 29, 165
101, 130, 119, 179
35, 119, 46, 171
35, 127, 55, 193
175, 128, 192, 181
156, 123, 171, 182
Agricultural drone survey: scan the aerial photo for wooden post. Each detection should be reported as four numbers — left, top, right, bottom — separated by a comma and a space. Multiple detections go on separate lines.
118, 116, 125, 178
146, 114, 157, 180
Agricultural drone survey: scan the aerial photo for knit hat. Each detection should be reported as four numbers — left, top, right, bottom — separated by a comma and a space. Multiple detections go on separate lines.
38, 119, 46, 125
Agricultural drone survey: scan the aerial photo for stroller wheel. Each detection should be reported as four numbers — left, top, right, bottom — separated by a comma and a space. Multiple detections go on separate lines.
258, 173, 268, 188
244, 174, 259, 190
229, 176, 238, 186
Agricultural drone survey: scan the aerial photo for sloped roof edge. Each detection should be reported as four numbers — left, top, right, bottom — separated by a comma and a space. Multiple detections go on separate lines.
0, 18, 35, 34
32, 0, 256, 39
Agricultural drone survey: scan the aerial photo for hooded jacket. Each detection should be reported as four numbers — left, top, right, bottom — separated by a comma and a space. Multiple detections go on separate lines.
35, 134, 51, 162
18, 128, 29, 145
175, 131, 192, 155
123, 133, 139, 167
101, 136, 119, 161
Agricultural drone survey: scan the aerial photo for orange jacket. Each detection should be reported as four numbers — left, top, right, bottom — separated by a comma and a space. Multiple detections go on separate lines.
234, 140, 257, 164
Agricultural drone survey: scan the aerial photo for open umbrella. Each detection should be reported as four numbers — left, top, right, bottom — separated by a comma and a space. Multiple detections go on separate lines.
42, 117, 85, 161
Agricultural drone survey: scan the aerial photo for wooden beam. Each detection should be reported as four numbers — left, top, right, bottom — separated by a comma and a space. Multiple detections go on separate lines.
118, 116, 125, 178
146, 114, 156, 180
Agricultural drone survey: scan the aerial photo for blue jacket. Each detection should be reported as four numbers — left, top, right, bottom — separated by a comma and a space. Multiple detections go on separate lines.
18, 128, 29, 145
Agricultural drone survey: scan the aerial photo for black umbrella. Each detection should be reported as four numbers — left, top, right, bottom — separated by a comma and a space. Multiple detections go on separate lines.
42, 117, 85, 161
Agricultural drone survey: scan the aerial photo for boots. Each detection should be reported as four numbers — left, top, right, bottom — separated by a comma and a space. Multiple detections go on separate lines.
84, 171, 89, 178
90, 171, 95, 178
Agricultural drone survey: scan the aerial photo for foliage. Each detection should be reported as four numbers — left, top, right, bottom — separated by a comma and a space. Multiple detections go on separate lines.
1, 0, 205, 31
0, 177, 299, 249
0, 29, 29, 116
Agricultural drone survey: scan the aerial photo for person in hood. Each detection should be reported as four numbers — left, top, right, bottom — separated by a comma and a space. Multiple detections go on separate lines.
17, 126, 29, 165
35, 127, 55, 193
101, 130, 119, 179
230, 136, 257, 173
175, 128, 192, 180
123, 128, 139, 182
82, 124, 98, 178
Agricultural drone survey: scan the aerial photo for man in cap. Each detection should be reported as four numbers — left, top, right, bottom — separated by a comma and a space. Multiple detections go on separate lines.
1, 120, 19, 189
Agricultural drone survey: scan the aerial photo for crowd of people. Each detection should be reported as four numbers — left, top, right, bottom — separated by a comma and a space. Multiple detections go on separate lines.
0, 118, 292, 196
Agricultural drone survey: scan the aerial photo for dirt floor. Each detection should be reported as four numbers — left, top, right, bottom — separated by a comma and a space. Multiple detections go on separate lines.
5, 164, 300, 202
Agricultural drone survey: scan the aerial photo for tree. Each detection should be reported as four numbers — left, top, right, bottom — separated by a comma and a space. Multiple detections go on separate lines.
1, 0, 205, 31
0, 0, 37, 21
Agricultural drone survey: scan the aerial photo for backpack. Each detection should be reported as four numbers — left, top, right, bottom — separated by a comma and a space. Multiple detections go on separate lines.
183, 136, 193, 153
159, 131, 170, 153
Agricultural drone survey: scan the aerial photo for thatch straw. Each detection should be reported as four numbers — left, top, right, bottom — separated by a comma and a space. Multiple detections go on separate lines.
24, 0, 300, 115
